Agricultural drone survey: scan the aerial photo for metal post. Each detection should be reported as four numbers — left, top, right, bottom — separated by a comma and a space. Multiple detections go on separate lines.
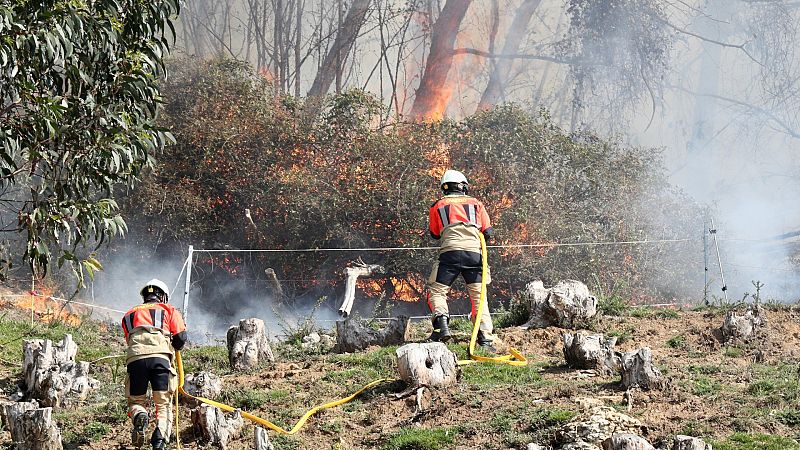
709, 218, 728, 303
703, 220, 709, 305
182, 245, 194, 324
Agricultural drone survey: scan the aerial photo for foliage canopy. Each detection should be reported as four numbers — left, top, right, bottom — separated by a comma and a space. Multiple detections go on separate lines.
0, 0, 177, 284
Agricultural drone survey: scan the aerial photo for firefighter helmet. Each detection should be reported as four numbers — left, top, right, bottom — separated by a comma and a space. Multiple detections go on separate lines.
140, 278, 170, 303
440, 169, 469, 192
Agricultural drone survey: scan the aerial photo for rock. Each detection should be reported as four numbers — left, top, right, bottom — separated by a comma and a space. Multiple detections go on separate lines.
22, 334, 99, 407
563, 332, 620, 376
303, 332, 321, 344
721, 304, 766, 342
673, 435, 712, 450
620, 348, 669, 390
557, 406, 645, 448
335, 316, 410, 353
0, 401, 63, 450
527, 444, 547, 450
191, 404, 244, 449
522, 280, 598, 329
396, 343, 460, 388
182, 372, 223, 406
602, 433, 655, 450
227, 318, 275, 370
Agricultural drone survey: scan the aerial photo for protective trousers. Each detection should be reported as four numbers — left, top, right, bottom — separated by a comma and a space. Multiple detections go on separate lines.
427, 250, 493, 335
126, 356, 177, 444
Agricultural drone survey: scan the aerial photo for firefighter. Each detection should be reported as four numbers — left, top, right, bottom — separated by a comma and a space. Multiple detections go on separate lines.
121, 279, 187, 450
426, 169, 497, 350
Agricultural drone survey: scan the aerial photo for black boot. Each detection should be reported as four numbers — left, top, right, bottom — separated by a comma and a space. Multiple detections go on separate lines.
131, 411, 148, 449
477, 330, 496, 352
151, 428, 167, 450
428, 314, 452, 342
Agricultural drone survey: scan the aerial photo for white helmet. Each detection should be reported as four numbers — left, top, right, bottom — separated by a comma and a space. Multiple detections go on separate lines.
140, 278, 170, 303
440, 169, 469, 191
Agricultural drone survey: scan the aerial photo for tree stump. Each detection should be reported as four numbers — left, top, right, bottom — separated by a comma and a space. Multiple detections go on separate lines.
264, 268, 285, 301
563, 332, 620, 376
0, 401, 63, 450
338, 262, 385, 317
620, 348, 669, 390
602, 434, 655, 450
227, 318, 275, 370
22, 334, 99, 407
191, 404, 244, 449
182, 372, 223, 406
335, 315, 410, 353
254, 426, 275, 450
395, 343, 459, 388
673, 435, 712, 450
522, 280, 598, 329
721, 304, 766, 342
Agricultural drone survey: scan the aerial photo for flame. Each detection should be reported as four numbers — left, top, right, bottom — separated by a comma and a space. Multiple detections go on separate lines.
200, 255, 244, 275
11, 289, 85, 326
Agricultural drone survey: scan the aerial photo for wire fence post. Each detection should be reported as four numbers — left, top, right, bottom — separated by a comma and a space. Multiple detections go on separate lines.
709, 218, 728, 303
703, 220, 709, 305
182, 245, 194, 325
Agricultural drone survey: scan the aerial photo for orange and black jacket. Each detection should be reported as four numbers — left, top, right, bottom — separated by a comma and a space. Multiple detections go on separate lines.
429, 193, 493, 240
121, 302, 187, 363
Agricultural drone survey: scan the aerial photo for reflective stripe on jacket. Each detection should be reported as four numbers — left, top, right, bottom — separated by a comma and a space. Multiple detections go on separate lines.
121, 302, 186, 363
429, 194, 492, 239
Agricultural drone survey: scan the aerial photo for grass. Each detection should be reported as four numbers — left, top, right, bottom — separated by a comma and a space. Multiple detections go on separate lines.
181, 344, 229, 374
328, 345, 398, 379
460, 361, 545, 386
221, 386, 271, 409
691, 376, 723, 396
627, 306, 680, 319
598, 295, 629, 316
710, 433, 800, 450
666, 334, 686, 349
381, 427, 458, 450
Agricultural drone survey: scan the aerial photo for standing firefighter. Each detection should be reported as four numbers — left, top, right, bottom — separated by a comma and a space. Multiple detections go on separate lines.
427, 169, 496, 350
121, 279, 187, 450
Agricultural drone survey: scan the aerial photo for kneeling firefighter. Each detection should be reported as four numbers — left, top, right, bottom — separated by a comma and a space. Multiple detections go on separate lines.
426, 169, 497, 350
121, 279, 188, 450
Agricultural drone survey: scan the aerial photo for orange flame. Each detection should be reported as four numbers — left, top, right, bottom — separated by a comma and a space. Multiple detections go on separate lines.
10, 289, 85, 326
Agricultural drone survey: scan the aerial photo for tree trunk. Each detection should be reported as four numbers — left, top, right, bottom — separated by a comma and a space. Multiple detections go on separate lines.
335, 315, 410, 353
182, 371, 223, 407
0, 401, 63, 450
226, 318, 275, 371
620, 348, 669, 391
396, 342, 460, 388
562, 332, 620, 376
410, 0, 472, 120
673, 435, 712, 450
338, 262, 385, 317
307, 0, 371, 98
22, 334, 99, 407
476, 0, 542, 111
191, 404, 244, 450
254, 426, 275, 450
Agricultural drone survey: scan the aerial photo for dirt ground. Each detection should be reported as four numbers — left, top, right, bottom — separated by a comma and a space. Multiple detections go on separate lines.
4, 305, 800, 449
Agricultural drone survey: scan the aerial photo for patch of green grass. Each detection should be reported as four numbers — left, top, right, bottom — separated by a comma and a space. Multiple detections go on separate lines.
777, 409, 800, 427
461, 361, 545, 386
680, 419, 714, 437
270, 433, 301, 450
181, 345, 229, 374
692, 376, 722, 396
447, 317, 473, 333
493, 295, 532, 328
710, 432, 800, 450
606, 326, 634, 344
268, 388, 290, 400
221, 387, 270, 409
627, 306, 679, 319
329, 346, 398, 379
724, 346, 743, 358
746, 363, 800, 408
598, 295, 629, 316
381, 427, 457, 450
666, 334, 686, 349
688, 364, 722, 375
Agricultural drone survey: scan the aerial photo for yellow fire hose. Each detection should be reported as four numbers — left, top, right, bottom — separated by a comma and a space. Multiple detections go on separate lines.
173, 232, 525, 446
458, 232, 528, 366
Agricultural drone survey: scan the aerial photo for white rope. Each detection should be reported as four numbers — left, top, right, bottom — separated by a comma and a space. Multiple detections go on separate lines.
192, 238, 695, 253
2, 293, 127, 314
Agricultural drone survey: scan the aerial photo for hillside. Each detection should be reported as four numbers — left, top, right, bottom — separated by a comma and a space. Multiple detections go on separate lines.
3, 302, 800, 450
